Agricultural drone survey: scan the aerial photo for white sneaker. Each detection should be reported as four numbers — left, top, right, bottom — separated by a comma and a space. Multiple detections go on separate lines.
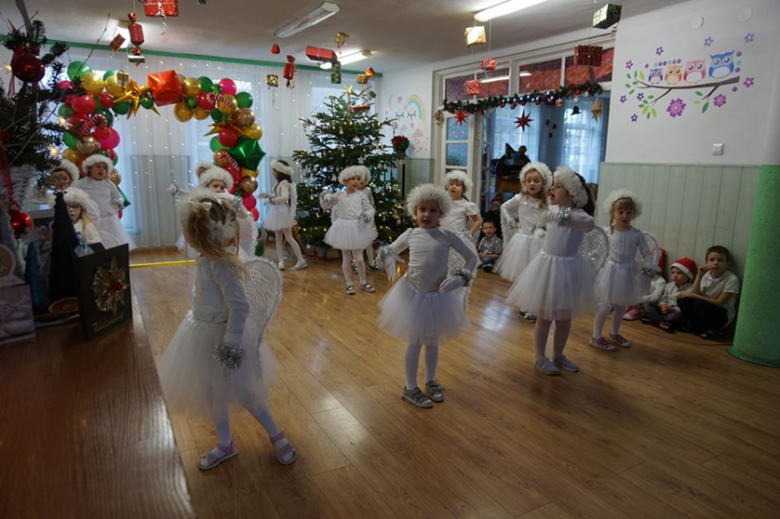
553, 355, 579, 373
291, 261, 308, 271
277, 261, 285, 270
534, 358, 560, 375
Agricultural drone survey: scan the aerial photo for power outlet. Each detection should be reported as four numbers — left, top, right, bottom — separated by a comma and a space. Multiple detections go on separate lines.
712, 143, 725, 156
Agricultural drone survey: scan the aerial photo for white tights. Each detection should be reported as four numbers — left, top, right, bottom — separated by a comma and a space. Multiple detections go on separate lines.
533, 319, 572, 361
404, 341, 440, 389
593, 305, 626, 339
365, 243, 376, 267
274, 228, 305, 264
210, 391, 281, 447
341, 249, 366, 287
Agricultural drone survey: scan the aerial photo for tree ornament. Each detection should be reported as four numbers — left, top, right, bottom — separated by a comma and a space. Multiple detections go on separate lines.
590, 97, 603, 122
283, 55, 296, 89
9, 208, 32, 238
11, 46, 45, 83
271, 44, 281, 54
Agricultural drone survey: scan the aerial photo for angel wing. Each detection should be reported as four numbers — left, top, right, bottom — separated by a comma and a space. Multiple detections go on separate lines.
578, 226, 609, 272
639, 231, 661, 271
242, 257, 283, 349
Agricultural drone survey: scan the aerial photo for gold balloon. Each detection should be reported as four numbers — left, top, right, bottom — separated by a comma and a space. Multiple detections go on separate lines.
81, 72, 105, 94
77, 136, 100, 155
244, 123, 263, 140
193, 107, 210, 120
233, 107, 255, 128
105, 75, 123, 97
182, 77, 202, 98
174, 101, 193, 122
238, 175, 258, 194
62, 148, 83, 164
110, 169, 122, 186
241, 167, 258, 178
217, 94, 238, 115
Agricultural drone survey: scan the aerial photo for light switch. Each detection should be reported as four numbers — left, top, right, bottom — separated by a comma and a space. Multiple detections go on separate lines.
712, 143, 724, 155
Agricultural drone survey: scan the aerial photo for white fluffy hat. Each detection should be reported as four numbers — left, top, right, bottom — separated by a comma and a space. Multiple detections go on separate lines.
603, 188, 643, 219
198, 166, 234, 191
553, 166, 588, 208
195, 161, 213, 176
406, 183, 453, 218
271, 159, 294, 177
48, 186, 93, 210
53, 159, 80, 184
81, 154, 114, 176
520, 162, 552, 190
445, 170, 472, 196
338, 165, 370, 185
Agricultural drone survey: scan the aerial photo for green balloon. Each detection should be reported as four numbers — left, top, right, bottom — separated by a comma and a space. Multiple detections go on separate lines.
67, 61, 91, 81
212, 84, 222, 95
236, 92, 253, 108
209, 136, 228, 152
229, 137, 265, 171
112, 154, 119, 166
58, 104, 75, 118
210, 108, 225, 122
140, 96, 155, 109
95, 108, 114, 127
113, 101, 131, 115
186, 97, 198, 110
103, 70, 117, 80
198, 76, 214, 93
63, 132, 80, 149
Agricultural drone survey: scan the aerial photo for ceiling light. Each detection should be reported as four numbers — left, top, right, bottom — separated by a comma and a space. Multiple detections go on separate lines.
480, 75, 510, 83
320, 50, 373, 69
475, 0, 549, 22
274, 2, 340, 38
519, 71, 532, 77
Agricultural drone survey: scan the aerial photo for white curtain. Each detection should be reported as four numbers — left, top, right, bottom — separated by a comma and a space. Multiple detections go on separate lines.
63, 47, 361, 247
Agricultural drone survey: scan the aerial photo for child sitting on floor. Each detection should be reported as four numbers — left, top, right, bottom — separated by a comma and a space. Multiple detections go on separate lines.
624, 248, 667, 321
641, 257, 695, 332
477, 219, 503, 273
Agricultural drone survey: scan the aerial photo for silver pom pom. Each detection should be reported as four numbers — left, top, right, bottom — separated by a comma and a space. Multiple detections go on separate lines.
214, 343, 245, 371
454, 268, 474, 286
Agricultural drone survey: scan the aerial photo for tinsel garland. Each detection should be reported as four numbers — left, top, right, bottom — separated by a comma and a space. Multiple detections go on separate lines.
443, 81, 603, 114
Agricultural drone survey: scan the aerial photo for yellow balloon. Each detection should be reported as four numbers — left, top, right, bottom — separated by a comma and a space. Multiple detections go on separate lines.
174, 101, 193, 122
193, 107, 210, 120
217, 94, 238, 115
110, 169, 122, 186
62, 148, 83, 164
182, 77, 202, 98
244, 124, 263, 140
105, 75, 123, 97
241, 167, 258, 178
81, 72, 104, 95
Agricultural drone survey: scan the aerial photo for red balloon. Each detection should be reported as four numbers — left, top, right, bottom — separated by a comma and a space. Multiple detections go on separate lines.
68, 114, 92, 136
99, 93, 114, 109
230, 170, 242, 183
242, 195, 257, 210
250, 208, 259, 221
99, 128, 121, 150
72, 95, 97, 115
8, 208, 32, 238
108, 149, 117, 160
218, 127, 239, 148
57, 80, 73, 91
94, 126, 111, 140
197, 92, 216, 111
218, 78, 237, 96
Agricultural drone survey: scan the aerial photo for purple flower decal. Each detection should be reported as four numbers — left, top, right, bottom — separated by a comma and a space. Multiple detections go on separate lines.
744, 77, 755, 88
630, 114, 638, 122
626, 60, 634, 70
656, 46, 664, 56
704, 37, 713, 47
714, 94, 727, 108
745, 32, 755, 43
667, 98, 686, 118
637, 93, 645, 101
620, 95, 627, 103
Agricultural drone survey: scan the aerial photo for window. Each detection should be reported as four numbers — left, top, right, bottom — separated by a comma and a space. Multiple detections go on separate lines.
519, 58, 561, 93
564, 47, 614, 85
445, 116, 469, 168
445, 68, 510, 102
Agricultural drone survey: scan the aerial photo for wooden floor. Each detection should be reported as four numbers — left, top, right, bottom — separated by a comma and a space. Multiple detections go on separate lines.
131, 247, 780, 519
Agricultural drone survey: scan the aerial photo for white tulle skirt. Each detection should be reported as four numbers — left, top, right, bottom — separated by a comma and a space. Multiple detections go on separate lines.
595, 260, 650, 307
378, 276, 468, 345
324, 218, 377, 251
263, 205, 294, 232
494, 232, 543, 282
158, 312, 278, 420
96, 215, 136, 251
506, 250, 595, 321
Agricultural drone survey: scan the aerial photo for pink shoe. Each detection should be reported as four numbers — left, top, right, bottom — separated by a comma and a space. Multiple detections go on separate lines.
623, 308, 639, 321
589, 336, 616, 352
198, 441, 238, 470
270, 431, 297, 465
609, 333, 631, 348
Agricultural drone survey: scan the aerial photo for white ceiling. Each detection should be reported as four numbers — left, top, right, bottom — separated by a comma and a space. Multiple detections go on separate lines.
2, 0, 686, 72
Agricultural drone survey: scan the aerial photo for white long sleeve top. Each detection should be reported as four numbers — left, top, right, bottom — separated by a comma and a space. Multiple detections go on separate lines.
73, 177, 124, 218
604, 227, 651, 266
542, 207, 595, 257
192, 257, 249, 345
389, 227, 479, 292
269, 180, 291, 205
640, 274, 667, 304
501, 194, 547, 235
441, 198, 479, 235
321, 190, 374, 220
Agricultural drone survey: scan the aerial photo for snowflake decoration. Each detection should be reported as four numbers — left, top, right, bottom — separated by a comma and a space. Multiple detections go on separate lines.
454, 110, 468, 125
713, 94, 727, 108
619, 95, 627, 104
626, 60, 634, 70
655, 46, 664, 56
667, 98, 686, 118
704, 37, 713, 47
514, 110, 534, 132
745, 32, 755, 43
630, 114, 638, 122
637, 93, 645, 101
744, 77, 755, 88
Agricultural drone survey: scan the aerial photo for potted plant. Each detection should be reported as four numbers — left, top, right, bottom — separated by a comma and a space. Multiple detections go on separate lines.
391, 135, 410, 158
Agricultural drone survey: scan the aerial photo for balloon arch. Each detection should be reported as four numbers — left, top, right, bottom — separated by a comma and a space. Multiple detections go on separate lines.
57, 62, 265, 220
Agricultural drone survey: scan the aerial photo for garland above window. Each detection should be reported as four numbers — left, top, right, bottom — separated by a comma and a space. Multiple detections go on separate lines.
443, 81, 604, 114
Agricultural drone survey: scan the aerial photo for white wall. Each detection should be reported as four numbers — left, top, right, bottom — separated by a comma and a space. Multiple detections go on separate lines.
377, 69, 434, 159
605, 0, 780, 165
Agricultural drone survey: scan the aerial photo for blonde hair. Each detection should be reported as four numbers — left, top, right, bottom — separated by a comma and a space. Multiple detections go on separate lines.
67, 203, 92, 226
181, 197, 243, 271
522, 168, 549, 208
608, 197, 637, 234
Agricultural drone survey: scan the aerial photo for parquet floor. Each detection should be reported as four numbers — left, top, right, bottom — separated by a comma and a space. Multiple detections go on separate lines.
131, 247, 780, 519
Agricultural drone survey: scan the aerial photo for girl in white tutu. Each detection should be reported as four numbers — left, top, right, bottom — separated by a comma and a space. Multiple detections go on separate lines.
507, 167, 596, 375
73, 154, 136, 251
378, 184, 478, 408
590, 190, 653, 351
158, 192, 296, 470
320, 165, 377, 295
258, 160, 307, 271
495, 162, 551, 321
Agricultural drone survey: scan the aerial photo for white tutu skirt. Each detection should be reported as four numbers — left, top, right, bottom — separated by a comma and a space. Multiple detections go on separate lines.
507, 250, 595, 320
158, 312, 278, 420
96, 215, 136, 251
595, 261, 650, 307
378, 276, 468, 345
494, 232, 542, 282
263, 205, 294, 232
324, 218, 377, 251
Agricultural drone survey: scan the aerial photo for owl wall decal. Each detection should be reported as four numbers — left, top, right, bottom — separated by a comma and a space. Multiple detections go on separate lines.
684, 59, 706, 83
649, 68, 663, 85
709, 51, 736, 79
664, 64, 683, 85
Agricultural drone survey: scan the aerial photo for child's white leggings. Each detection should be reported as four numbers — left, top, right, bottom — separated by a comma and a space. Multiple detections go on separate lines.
534, 319, 572, 361
210, 390, 281, 447
365, 243, 376, 267
404, 341, 439, 389
275, 228, 305, 264
341, 249, 366, 287
593, 305, 626, 339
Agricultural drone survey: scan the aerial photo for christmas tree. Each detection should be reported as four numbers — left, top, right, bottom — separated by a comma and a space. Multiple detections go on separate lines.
293, 87, 413, 247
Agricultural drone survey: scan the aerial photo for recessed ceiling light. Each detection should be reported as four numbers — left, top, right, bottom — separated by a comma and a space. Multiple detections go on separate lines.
320, 50, 373, 69
274, 2, 340, 38
480, 76, 510, 83
475, 0, 549, 22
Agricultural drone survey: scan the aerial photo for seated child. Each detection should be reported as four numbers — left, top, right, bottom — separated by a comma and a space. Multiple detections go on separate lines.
677, 246, 740, 340
481, 198, 503, 240
477, 219, 503, 273
641, 257, 695, 332
624, 248, 666, 321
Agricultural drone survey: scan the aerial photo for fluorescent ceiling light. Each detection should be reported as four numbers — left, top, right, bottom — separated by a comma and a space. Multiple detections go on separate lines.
519, 71, 532, 77
475, 0, 549, 22
480, 75, 510, 83
274, 2, 340, 38
320, 50, 373, 69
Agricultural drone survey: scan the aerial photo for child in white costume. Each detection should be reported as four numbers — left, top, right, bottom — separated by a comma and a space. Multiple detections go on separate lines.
172, 161, 218, 255
73, 154, 136, 250
507, 167, 598, 376
590, 190, 654, 351
378, 184, 478, 409
320, 165, 377, 295
358, 178, 380, 271
257, 160, 307, 271
50, 187, 102, 256
29, 159, 87, 204
158, 192, 296, 470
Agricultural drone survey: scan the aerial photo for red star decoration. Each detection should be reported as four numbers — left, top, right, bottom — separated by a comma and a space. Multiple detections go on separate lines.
454, 110, 468, 125
515, 110, 533, 131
